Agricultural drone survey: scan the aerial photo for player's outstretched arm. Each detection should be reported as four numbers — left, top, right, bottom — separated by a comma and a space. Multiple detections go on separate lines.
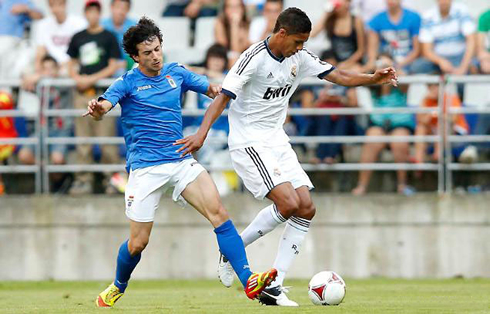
205, 83, 222, 99
83, 99, 113, 121
174, 93, 231, 157
324, 67, 398, 87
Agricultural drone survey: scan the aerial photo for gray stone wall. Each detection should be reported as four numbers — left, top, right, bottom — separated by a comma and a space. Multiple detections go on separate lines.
1, 194, 489, 280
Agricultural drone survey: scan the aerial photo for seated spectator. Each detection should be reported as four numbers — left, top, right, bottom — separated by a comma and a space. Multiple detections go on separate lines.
22, 0, 86, 90
311, 0, 365, 70
0, 0, 43, 79
351, 0, 417, 24
215, 0, 251, 66
352, 53, 415, 195
248, 0, 282, 44
189, 43, 229, 80
162, 0, 219, 18
413, 0, 476, 77
414, 82, 476, 165
67, 0, 121, 195
184, 44, 229, 165
101, 0, 137, 76
300, 50, 361, 164
243, 0, 265, 18
18, 55, 75, 191
0, 92, 18, 195
476, 8, 490, 74
364, 0, 421, 74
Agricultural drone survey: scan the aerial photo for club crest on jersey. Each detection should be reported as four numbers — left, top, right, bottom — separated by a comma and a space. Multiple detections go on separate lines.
166, 75, 177, 88
273, 168, 281, 177
127, 195, 134, 208
291, 64, 297, 77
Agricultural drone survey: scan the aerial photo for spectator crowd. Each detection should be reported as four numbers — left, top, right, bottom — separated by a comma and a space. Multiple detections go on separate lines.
0, 0, 489, 195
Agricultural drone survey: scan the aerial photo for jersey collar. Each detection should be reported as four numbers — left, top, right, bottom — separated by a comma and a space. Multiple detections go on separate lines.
264, 36, 285, 63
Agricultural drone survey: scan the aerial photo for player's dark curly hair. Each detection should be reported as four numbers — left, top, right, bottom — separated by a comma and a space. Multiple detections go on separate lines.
123, 17, 163, 61
272, 7, 311, 35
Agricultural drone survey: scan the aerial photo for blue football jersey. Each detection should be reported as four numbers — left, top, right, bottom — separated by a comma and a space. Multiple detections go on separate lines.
100, 63, 209, 171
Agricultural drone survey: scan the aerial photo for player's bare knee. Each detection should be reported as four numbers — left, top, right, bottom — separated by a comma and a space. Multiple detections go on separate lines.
297, 202, 316, 220
208, 204, 229, 227
277, 198, 300, 219
129, 238, 149, 255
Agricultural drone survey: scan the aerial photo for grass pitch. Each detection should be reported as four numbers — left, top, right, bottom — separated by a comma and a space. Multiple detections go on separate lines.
1, 278, 490, 314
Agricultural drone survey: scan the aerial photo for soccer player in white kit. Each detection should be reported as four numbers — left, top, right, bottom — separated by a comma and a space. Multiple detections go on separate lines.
176, 7, 398, 306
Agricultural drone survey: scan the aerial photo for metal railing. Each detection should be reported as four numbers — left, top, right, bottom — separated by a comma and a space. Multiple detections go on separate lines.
1, 74, 489, 194
0, 79, 42, 193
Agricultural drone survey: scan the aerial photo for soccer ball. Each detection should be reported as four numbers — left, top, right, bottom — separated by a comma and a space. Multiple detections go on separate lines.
308, 271, 346, 306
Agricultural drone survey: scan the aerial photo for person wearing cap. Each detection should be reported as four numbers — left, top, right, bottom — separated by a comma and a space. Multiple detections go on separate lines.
67, 0, 121, 195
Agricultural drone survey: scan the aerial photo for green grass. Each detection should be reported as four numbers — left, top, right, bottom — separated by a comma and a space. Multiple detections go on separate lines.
1, 279, 490, 313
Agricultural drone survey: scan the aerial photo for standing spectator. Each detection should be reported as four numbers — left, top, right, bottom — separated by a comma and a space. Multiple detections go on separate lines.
364, 0, 421, 74
0, 0, 42, 78
476, 8, 490, 74
248, 0, 282, 43
311, 0, 365, 70
162, 0, 219, 18
22, 0, 86, 90
352, 54, 415, 195
413, 0, 476, 77
101, 0, 137, 75
215, 0, 250, 66
67, 0, 121, 195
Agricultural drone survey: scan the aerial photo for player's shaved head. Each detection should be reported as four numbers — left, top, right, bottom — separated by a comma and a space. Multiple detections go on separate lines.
123, 17, 163, 61
272, 7, 311, 35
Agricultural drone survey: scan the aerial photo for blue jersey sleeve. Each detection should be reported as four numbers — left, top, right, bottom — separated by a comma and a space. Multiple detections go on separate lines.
99, 76, 130, 107
409, 11, 422, 37
180, 65, 209, 94
368, 13, 383, 32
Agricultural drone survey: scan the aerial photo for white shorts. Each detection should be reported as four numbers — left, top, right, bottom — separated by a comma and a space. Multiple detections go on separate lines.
230, 144, 313, 200
124, 158, 206, 222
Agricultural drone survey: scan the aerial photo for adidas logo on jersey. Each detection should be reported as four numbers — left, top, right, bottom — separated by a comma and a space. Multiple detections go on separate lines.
263, 84, 292, 100
267, 72, 274, 79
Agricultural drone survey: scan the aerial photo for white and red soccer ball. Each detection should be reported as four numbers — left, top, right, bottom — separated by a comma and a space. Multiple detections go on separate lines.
308, 271, 346, 306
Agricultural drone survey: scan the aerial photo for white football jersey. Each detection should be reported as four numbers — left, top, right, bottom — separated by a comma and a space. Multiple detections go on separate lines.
222, 39, 335, 151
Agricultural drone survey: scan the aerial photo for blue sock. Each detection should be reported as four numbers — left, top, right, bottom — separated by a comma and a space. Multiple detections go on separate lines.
214, 220, 253, 287
114, 240, 141, 293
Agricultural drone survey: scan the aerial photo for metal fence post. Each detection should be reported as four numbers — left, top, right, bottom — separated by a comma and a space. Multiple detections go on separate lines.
41, 81, 51, 194
437, 76, 445, 194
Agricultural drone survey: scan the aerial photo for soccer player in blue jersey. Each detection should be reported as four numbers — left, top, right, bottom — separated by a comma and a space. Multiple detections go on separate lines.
84, 17, 277, 308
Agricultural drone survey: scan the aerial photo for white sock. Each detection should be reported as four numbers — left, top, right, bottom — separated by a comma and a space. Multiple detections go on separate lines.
240, 204, 286, 247
270, 216, 311, 288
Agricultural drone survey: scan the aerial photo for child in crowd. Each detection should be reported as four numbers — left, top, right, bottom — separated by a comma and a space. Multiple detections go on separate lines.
414, 82, 476, 167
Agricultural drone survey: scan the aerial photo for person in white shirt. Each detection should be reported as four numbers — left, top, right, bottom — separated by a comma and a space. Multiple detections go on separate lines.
176, 7, 397, 307
22, 0, 86, 90
412, 0, 476, 76
248, 0, 282, 43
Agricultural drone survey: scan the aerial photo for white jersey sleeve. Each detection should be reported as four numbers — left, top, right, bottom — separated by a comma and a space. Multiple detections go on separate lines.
298, 48, 335, 79
221, 42, 266, 99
